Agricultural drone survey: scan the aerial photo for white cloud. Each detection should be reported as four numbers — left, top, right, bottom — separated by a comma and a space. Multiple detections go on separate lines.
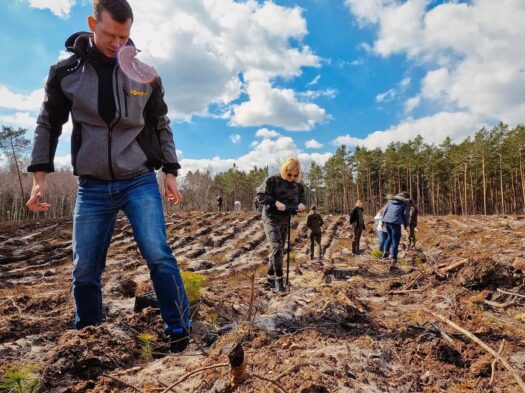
26, 0, 78, 18
229, 134, 241, 144
180, 136, 332, 176
404, 96, 421, 113
54, 154, 73, 169
0, 112, 37, 129
230, 79, 327, 131
376, 88, 396, 103
255, 128, 281, 139
305, 139, 324, 149
333, 111, 483, 149
345, 0, 525, 140
342, 0, 525, 146
306, 75, 321, 87
376, 77, 410, 103
0, 86, 44, 112
128, 0, 324, 129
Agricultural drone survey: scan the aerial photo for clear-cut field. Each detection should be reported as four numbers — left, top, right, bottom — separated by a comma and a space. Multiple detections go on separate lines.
1, 212, 524, 392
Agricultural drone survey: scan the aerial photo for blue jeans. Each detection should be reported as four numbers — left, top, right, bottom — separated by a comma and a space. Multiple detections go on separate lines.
72, 171, 190, 334
377, 230, 388, 252
384, 223, 402, 261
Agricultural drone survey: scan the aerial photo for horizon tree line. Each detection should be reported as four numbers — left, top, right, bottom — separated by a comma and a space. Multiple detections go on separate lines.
1, 122, 524, 222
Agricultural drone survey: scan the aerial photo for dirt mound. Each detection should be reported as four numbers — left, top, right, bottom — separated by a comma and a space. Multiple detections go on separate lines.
42, 324, 135, 386
457, 257, 520, 289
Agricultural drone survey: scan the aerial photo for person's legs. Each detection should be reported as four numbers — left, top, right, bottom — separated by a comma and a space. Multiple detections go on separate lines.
379, 231, 388, 252
389, 224, 402, 262
72, 177, 118, 329
355, 227, 363, 254
352, 227, 358, 254
408, 226, 416, 249
121, 172, 190, 335
383, 225, 392, 259
309, 232, 315, 259
262, 215, 285, 287
315, 233, 322, 259
377, 230, 384, 251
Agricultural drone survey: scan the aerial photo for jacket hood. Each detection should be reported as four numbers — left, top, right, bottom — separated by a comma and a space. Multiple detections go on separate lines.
392, 193, 410, 204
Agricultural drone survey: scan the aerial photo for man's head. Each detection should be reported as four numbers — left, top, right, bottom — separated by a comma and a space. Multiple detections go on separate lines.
88, 0, 133, 58
311, 206, 317, 212
355, 200, 363, 208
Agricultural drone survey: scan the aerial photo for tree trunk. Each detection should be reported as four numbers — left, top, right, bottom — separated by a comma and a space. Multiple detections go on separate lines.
482, 156, 487, 215
499, 153, 505, 214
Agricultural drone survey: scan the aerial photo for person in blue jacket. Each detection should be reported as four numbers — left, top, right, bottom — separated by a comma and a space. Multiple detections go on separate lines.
381, 192, 410, 269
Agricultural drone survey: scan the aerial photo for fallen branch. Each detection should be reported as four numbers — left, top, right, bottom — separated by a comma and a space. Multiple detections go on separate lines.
245, 270, 256, 322
253, 373, 289, 393
160, 363, 229, 393
102, 374, 146, 393
403, 272, 425, 290
484, 296, 518, 309
440, 258, 468, 274
497, 288, 525, 299
490, 339, 505, 386
426, 310, 525, 392
390, 284, 431, 294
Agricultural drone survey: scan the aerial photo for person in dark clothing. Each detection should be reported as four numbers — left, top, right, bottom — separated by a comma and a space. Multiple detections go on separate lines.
216, 195, 223, 212
349, 200, 365, 255
25, 0, 190, 352
306, 206, 324, 260
408, 201, 418, 250
256, 158, 306, 292
382, 192, 410, 270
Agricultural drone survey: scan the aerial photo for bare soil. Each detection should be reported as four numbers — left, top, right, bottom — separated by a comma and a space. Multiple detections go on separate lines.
1, 212, 524, 392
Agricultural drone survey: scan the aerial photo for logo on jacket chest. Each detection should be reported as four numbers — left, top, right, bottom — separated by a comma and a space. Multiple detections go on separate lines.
125, 88, 148, 97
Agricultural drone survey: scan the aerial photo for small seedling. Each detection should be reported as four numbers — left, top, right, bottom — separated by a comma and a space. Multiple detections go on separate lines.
207, 311, 219, 330
370, 249, 383, 258
138, 332, 156, 361
0, 364, 41, 393
181, 271, 206, 304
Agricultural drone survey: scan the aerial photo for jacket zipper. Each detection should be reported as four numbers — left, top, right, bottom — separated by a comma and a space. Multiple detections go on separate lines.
108, 67, 122, 181
123, 87, 129, 117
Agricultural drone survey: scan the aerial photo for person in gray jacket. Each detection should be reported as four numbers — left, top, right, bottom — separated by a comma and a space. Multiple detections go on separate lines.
25, 0, 191, 352
257, 158, 306, 292
382, 192, 410, 269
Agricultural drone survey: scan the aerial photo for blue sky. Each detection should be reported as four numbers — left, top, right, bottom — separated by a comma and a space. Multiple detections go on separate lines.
1, 0, 524, 174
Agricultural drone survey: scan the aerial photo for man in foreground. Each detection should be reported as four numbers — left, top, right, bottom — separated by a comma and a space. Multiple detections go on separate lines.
26, 0, 191, 352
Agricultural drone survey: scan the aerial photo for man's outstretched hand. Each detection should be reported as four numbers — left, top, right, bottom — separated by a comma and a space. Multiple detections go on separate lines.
26, 172, 51, 212
164, 173, 183, 205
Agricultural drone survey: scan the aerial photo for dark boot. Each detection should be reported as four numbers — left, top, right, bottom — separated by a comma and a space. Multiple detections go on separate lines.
274, 277, 286, 293
381, 251, 389, 259
389, 260, 400, 273
168, 329, 190, 353
263, 276, 275, 290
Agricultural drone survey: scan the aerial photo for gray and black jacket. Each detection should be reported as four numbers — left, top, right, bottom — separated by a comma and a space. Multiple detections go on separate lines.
28, 32, 180, 181
256, 175, 306, 217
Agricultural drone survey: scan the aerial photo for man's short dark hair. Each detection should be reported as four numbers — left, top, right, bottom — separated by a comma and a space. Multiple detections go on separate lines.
93, 0, 133, 23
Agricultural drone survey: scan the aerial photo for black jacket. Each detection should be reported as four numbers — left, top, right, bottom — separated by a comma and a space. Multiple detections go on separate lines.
256, 175, 306, 216
349, 207, 365, 229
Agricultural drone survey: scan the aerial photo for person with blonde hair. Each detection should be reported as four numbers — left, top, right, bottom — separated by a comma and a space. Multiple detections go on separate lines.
256, 158, 306, 292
